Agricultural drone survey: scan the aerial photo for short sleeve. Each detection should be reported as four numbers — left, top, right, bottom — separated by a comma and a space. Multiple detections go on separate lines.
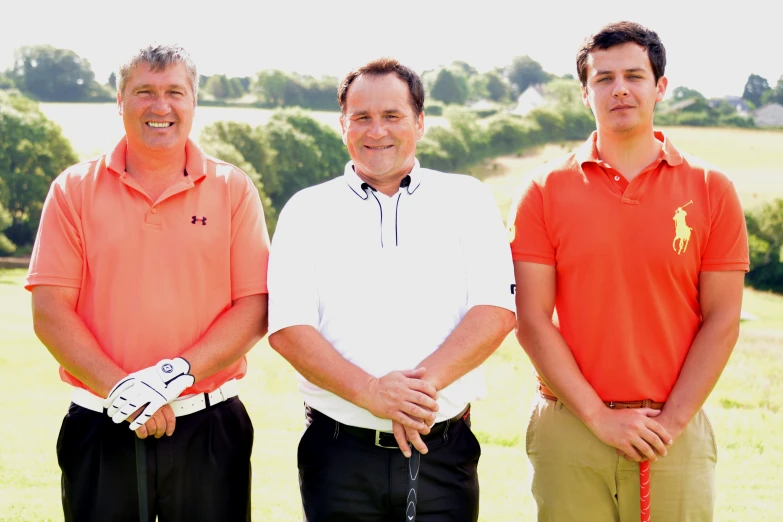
267, 193, 320, 334
508, 176, 556, 266
25, 177, 84, 291
230, 174, 271, 299
463, 181, 515, 312
701, 180, 749, 272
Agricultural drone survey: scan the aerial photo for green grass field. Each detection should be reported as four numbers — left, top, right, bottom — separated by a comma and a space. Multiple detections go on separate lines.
1, 266, 781, 521
9, 111, 783, 519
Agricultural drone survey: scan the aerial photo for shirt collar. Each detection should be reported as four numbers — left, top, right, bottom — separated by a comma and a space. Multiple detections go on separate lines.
575, 130, 684, 168
105, 137, 208, 181
344, 159, 423, 200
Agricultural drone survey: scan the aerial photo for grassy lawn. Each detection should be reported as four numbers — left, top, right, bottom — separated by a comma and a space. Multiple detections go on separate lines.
1, 267, 781, 521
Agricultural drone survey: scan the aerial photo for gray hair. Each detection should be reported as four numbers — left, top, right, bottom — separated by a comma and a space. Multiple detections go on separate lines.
118, 44, 199, 100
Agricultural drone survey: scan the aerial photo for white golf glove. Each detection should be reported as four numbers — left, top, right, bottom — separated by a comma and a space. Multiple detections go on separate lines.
103, 357, 195, 431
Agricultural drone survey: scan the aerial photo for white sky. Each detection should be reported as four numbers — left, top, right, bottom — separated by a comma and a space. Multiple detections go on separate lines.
1, 0, 780, 100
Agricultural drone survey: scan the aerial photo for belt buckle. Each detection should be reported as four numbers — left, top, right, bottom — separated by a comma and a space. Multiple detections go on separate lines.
374, 431, 398, 449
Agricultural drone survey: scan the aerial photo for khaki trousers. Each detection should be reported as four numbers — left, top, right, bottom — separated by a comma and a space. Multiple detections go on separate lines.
526, 395, 717, 522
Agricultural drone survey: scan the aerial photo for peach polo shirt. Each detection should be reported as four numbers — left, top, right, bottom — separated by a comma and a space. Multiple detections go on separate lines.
26, 137, 270, 395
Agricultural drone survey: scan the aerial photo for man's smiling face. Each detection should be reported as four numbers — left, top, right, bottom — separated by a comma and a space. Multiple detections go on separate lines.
340, 73, 424, 186
118, 61, 195, 153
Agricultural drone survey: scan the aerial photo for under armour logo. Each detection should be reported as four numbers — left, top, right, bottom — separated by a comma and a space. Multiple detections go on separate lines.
191, 216, 207, 225
161, 363, 173, 373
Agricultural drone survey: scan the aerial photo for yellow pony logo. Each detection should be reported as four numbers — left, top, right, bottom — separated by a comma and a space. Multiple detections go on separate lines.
672, 201, 693, 255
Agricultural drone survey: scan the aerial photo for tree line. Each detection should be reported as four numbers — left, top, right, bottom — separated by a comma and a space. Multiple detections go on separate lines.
0, 44, 555, 110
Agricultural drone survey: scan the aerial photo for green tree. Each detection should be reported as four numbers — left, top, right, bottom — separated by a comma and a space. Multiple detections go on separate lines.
10, 45, 109, 102
483, 71, 511, 103
506, 55, 551, 96
0, 72, 15, 90
745, 199, 783, 292
671, 86, 706, 101
107, 72, 117, 90
198, 109, 347, 229
543, 78, 584, 108
253, 70, 305, 107
742, 74, 771, 108
199, 121, 278, 231
760, 75, 783, 105
431, 68, 468, 105
0, 92, 78, 252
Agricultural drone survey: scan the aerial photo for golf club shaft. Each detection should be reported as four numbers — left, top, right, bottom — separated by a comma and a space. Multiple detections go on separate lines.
640, 460, 651, 522
135, 436, 150, 522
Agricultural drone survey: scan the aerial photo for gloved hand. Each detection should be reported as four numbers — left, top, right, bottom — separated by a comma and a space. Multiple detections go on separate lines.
104, 357, 195, 431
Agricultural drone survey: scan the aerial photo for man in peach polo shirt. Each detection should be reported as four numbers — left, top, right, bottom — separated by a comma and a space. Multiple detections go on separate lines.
26, 44, 269, 521
510, 22, 749, 521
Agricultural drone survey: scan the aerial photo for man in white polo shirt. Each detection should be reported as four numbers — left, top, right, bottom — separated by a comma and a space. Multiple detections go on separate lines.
267, 58, 516, 522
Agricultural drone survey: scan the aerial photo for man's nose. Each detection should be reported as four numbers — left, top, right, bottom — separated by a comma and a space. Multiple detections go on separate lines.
612, 79, 629, 97
150, 95, 172, 115
367, 119, 388, 139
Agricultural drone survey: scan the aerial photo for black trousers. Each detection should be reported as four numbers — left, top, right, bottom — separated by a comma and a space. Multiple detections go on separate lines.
57, 396, 254, 522
298, 407, 481, 522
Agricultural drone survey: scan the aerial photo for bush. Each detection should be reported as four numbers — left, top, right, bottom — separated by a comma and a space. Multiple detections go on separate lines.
529, 107, 566, 142
745, 199, 783, 292
485, 114, 537, 156
718, 113, 755, 128
676, 111, 719, 127
0, 91, 78, 250
424, 101, 444, 116
198, 109, 348, 234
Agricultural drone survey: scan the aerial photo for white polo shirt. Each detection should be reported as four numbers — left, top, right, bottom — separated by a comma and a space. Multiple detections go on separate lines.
268, 159, 515, 430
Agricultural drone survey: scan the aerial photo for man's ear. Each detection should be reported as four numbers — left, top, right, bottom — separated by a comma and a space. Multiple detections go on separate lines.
581, 85, 591, 109
339, 114, 348, 145
655, 76, 669, 103
117, 90, 123, 115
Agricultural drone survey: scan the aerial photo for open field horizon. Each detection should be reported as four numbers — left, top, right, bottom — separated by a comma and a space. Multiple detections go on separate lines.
39, 103, 783, 216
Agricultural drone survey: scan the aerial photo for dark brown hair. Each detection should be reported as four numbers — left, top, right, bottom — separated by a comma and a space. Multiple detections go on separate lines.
338, 57, 425, 116
576, 21, 666, 86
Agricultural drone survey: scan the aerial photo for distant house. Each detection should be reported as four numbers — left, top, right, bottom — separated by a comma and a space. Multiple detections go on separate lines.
510, 84, 546, 116
708, 96, 751, 116
753, 103, 783, 127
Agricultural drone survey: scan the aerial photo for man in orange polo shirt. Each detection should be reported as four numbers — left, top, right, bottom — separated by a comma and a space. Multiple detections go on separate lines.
26, 44, 269, 521
510, 22, 749, 521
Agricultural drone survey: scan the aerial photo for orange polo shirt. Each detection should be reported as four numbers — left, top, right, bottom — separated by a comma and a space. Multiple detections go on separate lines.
26, 137, 270, 395
509, 131, 749, 402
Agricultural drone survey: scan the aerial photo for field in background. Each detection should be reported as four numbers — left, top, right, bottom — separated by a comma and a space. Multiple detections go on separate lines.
38, 103, 346, 161
1, 268, 781, 521
38, 103, 448, 161
39, 103, 782, 217
476, 126, 783, 217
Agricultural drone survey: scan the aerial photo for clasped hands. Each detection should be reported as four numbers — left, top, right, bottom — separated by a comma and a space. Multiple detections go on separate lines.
103, 357, 195, 439
361, 367, 440, 458
588, 407, 682, 463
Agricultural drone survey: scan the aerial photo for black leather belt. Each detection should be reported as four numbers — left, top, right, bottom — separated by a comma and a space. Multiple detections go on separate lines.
308, 405, 470, 449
